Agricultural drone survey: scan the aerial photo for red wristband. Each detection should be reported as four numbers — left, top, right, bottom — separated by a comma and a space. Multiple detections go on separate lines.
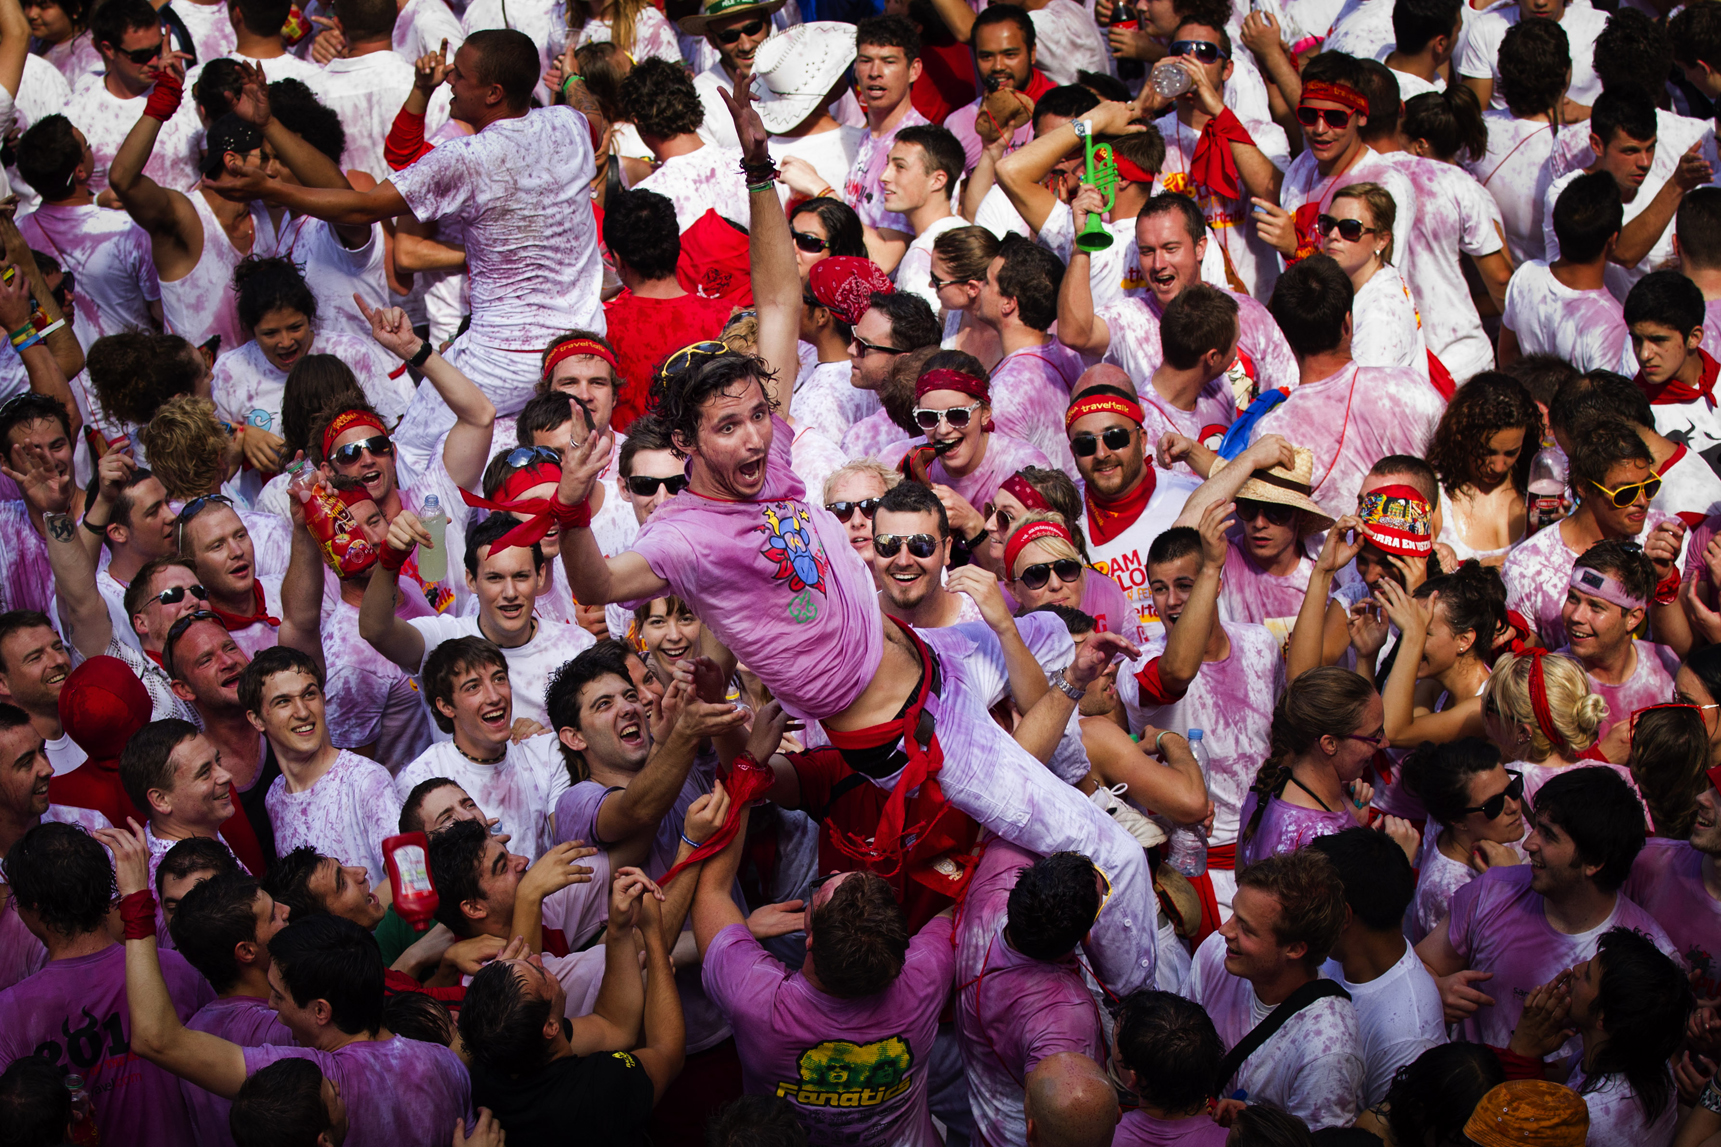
143, 71, 184, 123
378, 539, 414, 572
1655, 567, 1681, 606
549, 496, 592, 530
120, 889, 157, 939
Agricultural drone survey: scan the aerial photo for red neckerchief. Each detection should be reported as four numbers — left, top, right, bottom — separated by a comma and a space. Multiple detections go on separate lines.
1189, 107, 1255, 201
209, 581, 280, 631
143, 648, 164, 667
1085, 468, 1157, 547
1637, 348, 1720, 408
1024, 68, 1056, 101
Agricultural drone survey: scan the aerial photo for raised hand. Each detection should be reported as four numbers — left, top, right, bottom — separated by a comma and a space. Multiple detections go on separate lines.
93, 443, 138, 504
356, 293, 424, 362
0, 261, 35, 330
93, 817, 152, 897
1316, 515, 1365, 576
1250, 198, 1297, 256
747, 898, 806, 939
1197, 497, 1233, 569
1067, 630, 1142, 690
744, 700, 789, 762
1069, 181, 1108, 236
0, 440, 63, 507
684, 779, 732, 845
1373, 577, 1430, 639
608, 866, 664, 933
717, 70, 770, 168
518, 841, 600, 903
308, 15, 346, 64
385, 508, 433, 556
554, 425, 612, 512
224, 60, 272, 126
1507, 969, 1575, 1060
415, 40, 451, 95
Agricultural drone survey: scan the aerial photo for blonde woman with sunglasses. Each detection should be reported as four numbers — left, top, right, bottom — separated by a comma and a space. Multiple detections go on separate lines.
1318, 184, 1427, 378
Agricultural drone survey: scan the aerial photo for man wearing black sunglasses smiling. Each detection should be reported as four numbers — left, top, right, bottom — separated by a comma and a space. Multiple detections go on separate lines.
681, 0, 783, 150
72, 3, 203, 196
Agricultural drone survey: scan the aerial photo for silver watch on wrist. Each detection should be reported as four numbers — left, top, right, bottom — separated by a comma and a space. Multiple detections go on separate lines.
1049, 668, 1085, 701
1071, 119, 1093, 139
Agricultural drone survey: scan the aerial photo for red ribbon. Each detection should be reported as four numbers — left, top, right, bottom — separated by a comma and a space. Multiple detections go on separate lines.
916, 367, 990, 404
458, 481, 588, 554
1004, 519, 1076, 577
1189, 107, 1254, 202
1521, 649, 1568, 754
542, 338, 618, 380
209, 581, 280, 631
143, 69, 183, 123
658, 752, 779, 885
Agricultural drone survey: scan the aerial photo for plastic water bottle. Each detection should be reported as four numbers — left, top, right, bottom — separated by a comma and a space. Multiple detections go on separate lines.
66, 1074, 99, 1145
1166, 730, 1210, 877
417, 495, 448, 583
1526, 438, 1571, 535
1150, 58, 1193, 99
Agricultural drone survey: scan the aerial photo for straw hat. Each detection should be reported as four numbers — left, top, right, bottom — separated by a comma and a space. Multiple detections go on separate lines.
678, 0, 786, 37
1207, 446, 1334, 532
750, 22, 858, 135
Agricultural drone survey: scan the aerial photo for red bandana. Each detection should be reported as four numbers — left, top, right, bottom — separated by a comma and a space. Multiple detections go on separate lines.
1300, 80, 1370, 116
210, 581, 281, 631
916, 367, 990, 404
458, 462, 568, 552
1189, 107, 1255, 201
1637, 348, 1720, 409
1085, 469, 1157, 547
1521, 648, 1567, 754
1005, 519, 1075, 576
1065, 393, 1146, 430
1000, 472, 1051, 513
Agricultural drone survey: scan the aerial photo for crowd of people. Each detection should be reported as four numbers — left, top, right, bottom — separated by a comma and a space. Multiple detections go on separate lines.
1, 0, 1721, 1140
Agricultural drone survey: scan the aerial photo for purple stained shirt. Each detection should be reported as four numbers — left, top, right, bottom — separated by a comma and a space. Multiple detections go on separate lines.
1217, 541, 1327, 637
1249, 362, 1447, 519
1445, 863, 1678, 1053
0, 500, 52, 615
1563, 639, 1679, 743
986, 344, 1084, 479
626, 415, 883, 722
841, 412, 913, 463
184, 995, 293, 1147
1504, 512, 1679, 650
0, 943, 214, 1145
1625, 837, 1721, 999
1097, 290, 1298, 403
0, 892, 45, 992
243, 1036, 472, 1146
1139, 377, 1240, 481
265, 750, 403, 885
956, 839, 1104, 1147
16, 202, 160, 343
1567, 1061, 1677, 1147
1237, 791, 1357, 869
923, 432, 1054, 524
1113, 1109, 1231, 1146
1411, 843, 1481, 945
703, 917, 956, 1147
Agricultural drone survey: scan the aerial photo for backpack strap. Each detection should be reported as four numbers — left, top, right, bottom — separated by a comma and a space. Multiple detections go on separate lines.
1212, 978, 1351, 1098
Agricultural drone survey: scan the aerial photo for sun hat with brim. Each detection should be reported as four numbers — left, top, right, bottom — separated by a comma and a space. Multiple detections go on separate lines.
1208, 445, 1333, 532
750, 21, 858, 135
678, 0, 786, 37
1463, 1081, 1589, 1147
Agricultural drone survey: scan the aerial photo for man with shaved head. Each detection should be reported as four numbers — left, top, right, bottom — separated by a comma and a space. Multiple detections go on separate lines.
1025, 1052, 1120, 1147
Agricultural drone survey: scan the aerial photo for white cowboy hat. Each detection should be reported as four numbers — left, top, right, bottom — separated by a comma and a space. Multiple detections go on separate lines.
751, 21, 857, 135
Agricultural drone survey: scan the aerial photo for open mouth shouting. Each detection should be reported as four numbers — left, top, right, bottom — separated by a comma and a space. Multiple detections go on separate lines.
617, 716, 645, 750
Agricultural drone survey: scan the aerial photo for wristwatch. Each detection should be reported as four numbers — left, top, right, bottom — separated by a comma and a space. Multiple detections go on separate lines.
1071, 119, 1093, 139
1049, 668, 1084, 701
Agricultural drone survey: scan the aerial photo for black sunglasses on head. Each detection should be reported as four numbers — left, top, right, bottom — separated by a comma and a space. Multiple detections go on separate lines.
626, 474, 689, 497
1070, 426, 1135, 457
1017, 559, 1083, 591
714, 17, 767, 43
330, 434, 394, 466
874, 533, 939, 559
826, 498, 880, 523
1460, 770, 1525, 820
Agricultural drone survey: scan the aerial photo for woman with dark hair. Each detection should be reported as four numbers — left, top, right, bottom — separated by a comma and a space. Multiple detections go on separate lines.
1401, 738, 1525, 942
981, 465, 1088, 571
27, 0, 99, 84
1674, 644, 1721, 768
931, 224, 1003, 370
1624, 704, 1710, 839
1364, 1042, 1505, 1146
1426, 373, 1543, 565
1508, 927, 1692, 1144
788, 196, 868, 282
1378, 564, 1507, 746
210, 256, 408, 496
1238, 667, 1384, 867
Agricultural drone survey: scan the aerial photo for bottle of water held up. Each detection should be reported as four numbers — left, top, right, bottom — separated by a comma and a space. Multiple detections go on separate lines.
66, 1074, 99, 1145
417, 495, 448, 583
1165, 729, 1209, 878
1526, 437, 1571, 535
1149, 58, 1193, 99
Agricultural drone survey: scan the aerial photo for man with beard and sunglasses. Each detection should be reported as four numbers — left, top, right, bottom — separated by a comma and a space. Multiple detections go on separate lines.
684, 0, 782, 151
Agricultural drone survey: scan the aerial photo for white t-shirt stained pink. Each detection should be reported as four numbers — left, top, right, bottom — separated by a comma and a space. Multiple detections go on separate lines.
322, 598, 434, 771
394, 735, 568, 861
265, 748, 403, 881
16, 202, 160, 342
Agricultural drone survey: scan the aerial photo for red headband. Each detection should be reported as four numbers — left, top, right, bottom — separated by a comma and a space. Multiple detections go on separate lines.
1006, 519, 1075, 577
1520, 649, 1569, 754
542, 338, 617, 380
336, 486, 376, 510
1114, 154, 1156, 184
321, 409, 387, 461
916, 367, 990, 404
458, 463, 563, 551
1065, 393, 1145, 429
1000, 472, 1051, 514
1300, 80, 1370, 117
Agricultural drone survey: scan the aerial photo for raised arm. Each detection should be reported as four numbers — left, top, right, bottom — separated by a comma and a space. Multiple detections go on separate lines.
1376, 580, 1485, 745
277, 498, 328, 674
359, 513, 431, 671
203, 160, 409, 227
569, 870, 655, 1055
1011, 631, 1140, 764
691, 804, 751, 959
356, 295, 495, 488
1613, 143, 1712, 267
110, 35, 195, 246
630, 878, 686, 1101
554, 433, 671, 606
43, 510, 113, 659
1174, 434, 1295, 528
0, 257, 81, 438
723, 75, 799, 412
1287, 517, 1363, 681
99, 820, 249, 1099
944, 565, 1048, 715
1176, 54, 1283, 201
0, 0, 29, 98
506, 843, 599, 954
1055, 207, 1112, 356
1158, 500, 1230, 696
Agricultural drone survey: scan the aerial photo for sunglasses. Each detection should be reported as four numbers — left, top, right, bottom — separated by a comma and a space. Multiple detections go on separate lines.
928, 270, 966, 290
1070, 426, 1135, 457
983, 502, 1015, 536
1168, 38, 1228, 61
113, 41, 163, 64
1316, 214, 1378, 242
1459, 769, 1525, 820
149, 583, 208, 608
1236, 498, 1297, 526
330, 434, 394, 466
1296, 105, 1354, 130
714, 17, 767, 43
1589, 475, 1661, 508
501, 445, 561, 470
791, 229, 832, 254
851, 336, 907, 357
1017, 558, 1083, 591
175, 492, 231, 526
826, 498, 881, 523
913, 402, 983, 431
1342, 732, 1385, 748
874, 533, 940, 559
163, 609, 221, 666
661, 339, 732, 378
626, 474, 690, 497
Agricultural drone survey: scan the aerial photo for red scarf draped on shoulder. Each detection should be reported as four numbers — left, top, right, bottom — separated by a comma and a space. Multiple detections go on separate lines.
209, 581, 279, 631
1085, 469, 1157, 547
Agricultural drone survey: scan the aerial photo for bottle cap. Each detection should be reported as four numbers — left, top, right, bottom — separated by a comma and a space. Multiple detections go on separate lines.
1188, 728, 1204, 740
64, 1075, 83, 1089
423, 495, 439, 509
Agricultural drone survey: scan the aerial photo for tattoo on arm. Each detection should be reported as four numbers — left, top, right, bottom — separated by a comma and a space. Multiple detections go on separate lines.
45, 513, 73, 542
